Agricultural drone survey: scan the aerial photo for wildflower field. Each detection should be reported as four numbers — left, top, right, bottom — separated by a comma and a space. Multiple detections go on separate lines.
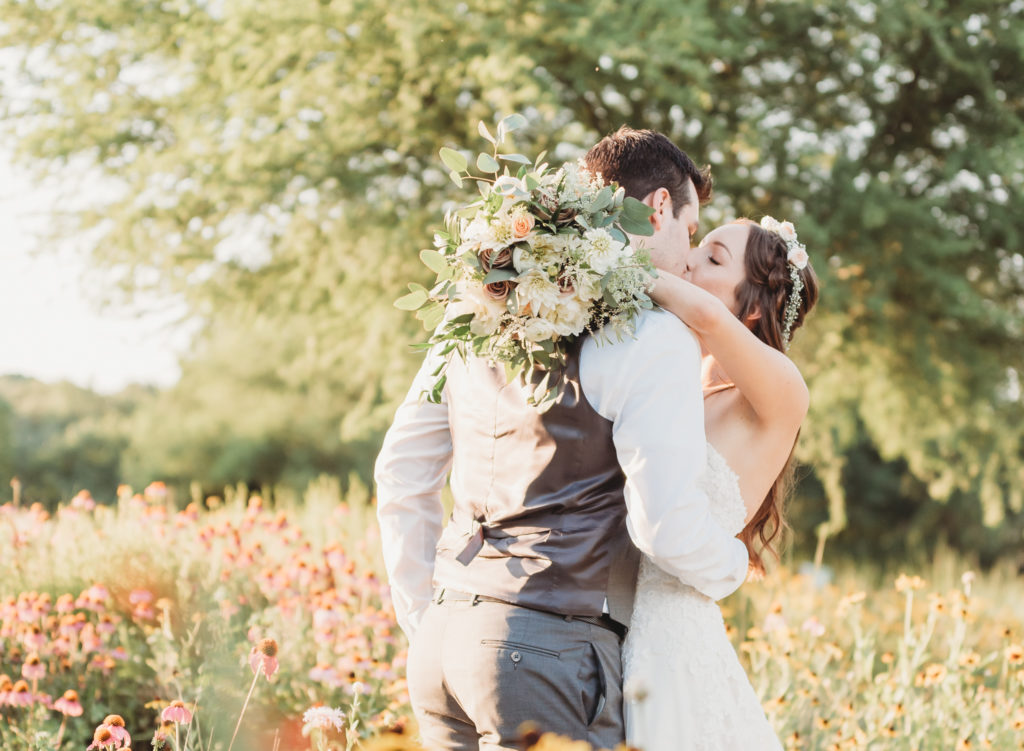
1, 481, 1022, 751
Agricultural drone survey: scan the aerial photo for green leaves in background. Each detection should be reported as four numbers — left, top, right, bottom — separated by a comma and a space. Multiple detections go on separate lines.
1, 0, 1022, 561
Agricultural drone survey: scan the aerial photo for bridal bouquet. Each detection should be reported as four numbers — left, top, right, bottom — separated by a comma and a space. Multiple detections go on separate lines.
396, 114, 657, 410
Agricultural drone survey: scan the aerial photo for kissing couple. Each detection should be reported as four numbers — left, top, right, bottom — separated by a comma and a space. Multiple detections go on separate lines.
375, 126, 819, 751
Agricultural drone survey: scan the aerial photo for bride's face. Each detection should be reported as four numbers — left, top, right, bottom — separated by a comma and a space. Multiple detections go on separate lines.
684, 223, 750, 315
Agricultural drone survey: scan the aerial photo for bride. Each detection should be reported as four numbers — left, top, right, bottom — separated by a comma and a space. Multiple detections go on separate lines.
623, 216, 819, 750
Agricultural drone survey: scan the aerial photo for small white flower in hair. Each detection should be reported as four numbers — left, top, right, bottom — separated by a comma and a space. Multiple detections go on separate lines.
778, 221, 797, 242
788, 244, 809, 270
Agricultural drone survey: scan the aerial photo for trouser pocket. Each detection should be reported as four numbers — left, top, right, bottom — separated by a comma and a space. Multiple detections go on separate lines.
480, 639, 562, 661
579, 642, 607, 727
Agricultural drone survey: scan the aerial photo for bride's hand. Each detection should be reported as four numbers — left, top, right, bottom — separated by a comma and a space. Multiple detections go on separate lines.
647, 269, 678, 306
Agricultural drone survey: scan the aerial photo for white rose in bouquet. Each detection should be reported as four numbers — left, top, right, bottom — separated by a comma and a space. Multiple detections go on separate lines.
584, 228, 627, 275
515, 268, 562, 316
462, 282, 507, 336
549, 293, 590, 337
521, 316, 558, 343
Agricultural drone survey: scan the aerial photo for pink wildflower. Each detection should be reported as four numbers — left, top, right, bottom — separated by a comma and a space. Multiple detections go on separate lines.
97, 715, 131, 748
87, 725, 117, 750
8, 679, 34, 707
54, 689, 84, 717
71, 490, 96, 511
129, 588, 153, 605
802, 616, 827, 638
161, 699, 193, 724
21, 652, 45, 681
23, 624, 47, 650
0, 674, 13, 705
145, 481, 168, 501
249, 638, 279, 678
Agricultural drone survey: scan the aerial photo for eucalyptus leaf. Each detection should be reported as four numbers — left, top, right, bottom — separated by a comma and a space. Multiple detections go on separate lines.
619, 215, 653, 236
440, 147, 468, 173
534, 370, 551, 400
535, 391, 557, 414
477, 152, 500, 173
499, 153, 531, 165
418, 301, 446, 331
478, 121, 496, 145
589, 185, 613, 213
482, 267, 517, 284
448, 170, 463, 187
622, 196, 656, 220
394, 289, 428, 310
500, 113, 528, 132
419, 249, 448, 275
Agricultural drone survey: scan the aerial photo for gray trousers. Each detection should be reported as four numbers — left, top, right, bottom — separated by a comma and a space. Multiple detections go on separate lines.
406, 594, 625, 750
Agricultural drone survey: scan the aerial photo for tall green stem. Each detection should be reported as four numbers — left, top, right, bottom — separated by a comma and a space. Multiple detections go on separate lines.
227, 671, 260, 751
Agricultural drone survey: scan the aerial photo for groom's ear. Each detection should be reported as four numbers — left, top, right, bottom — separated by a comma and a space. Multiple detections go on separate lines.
643, 188, 672, 231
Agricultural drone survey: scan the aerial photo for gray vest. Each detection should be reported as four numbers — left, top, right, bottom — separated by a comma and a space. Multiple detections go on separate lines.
433, 344, 639, 622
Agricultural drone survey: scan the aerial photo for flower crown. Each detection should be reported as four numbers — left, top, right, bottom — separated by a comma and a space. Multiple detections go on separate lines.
759, 216, 809, 350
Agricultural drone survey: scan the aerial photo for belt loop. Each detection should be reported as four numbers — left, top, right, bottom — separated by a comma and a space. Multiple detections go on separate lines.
471, 593, 480, 606
436, 587, 446, 605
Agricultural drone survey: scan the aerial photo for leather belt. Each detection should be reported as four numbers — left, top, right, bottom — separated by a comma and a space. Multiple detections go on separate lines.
434, 588, 627, 640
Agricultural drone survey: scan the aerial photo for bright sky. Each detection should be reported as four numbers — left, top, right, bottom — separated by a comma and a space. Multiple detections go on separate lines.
0, 155, 189, 394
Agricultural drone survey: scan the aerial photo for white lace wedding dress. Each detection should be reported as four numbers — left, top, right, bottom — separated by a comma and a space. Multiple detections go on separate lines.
622, 443, 782, 751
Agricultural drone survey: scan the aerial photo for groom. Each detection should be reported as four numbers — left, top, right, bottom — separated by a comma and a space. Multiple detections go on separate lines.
375, 127, 749, 750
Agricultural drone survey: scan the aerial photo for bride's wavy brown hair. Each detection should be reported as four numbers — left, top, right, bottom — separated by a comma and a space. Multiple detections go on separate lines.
732, 219, 819, 576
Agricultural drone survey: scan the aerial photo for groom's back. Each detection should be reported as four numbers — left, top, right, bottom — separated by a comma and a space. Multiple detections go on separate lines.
433, 343, 631, 617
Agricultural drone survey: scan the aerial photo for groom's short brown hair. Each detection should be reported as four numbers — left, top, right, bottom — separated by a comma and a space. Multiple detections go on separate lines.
584, 126, 712, 216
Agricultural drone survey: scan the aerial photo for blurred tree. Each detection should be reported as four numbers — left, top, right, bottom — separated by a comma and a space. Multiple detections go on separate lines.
0, 377, 142, 505
0, 397, 14, 490
1, 0, 1022, 556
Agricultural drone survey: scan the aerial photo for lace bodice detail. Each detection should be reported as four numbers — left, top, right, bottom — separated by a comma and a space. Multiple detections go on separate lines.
622, 442, 782, 751
700, 443, 747, 535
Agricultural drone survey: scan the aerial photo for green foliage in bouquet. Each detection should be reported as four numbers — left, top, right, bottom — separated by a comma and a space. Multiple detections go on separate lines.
395, 114, 657, 410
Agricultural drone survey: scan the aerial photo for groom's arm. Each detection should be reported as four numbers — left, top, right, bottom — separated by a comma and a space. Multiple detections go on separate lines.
580, 309, 749, 601
373, 348, 452, 639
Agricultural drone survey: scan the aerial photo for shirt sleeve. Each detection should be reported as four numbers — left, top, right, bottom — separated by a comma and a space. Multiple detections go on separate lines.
580, 310, 750, 601
373, 348, 453, 639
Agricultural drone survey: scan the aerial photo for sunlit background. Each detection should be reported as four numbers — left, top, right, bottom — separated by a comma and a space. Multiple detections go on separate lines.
1, 158, 188, 393
0, 3, 1022, 747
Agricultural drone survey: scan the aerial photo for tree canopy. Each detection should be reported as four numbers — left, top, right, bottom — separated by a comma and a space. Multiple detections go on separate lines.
2, 0, 1022, 559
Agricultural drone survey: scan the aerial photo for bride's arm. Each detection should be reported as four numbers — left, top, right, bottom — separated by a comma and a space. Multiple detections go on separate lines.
648, 272, 809, 428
